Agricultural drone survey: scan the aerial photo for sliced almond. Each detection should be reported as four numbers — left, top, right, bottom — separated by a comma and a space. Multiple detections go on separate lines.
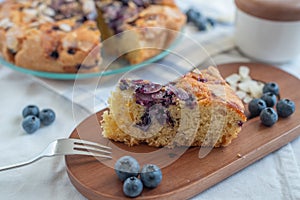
237, 80, 254, 93
239, 65, 250, 79
6, 34, 19, 52
230, 84, 237, 92
78, 41, 94, 52
243, 95, 253, 104
236, 90, 247, 99
23, 8, 38, 23
0, 18, 14, 29
28, 21, 40, 27
59, 23, 72, 32
43, 7, 56, 17
82, 0, 96, 14
225, 73, 241, 86
249, 82, 263, 98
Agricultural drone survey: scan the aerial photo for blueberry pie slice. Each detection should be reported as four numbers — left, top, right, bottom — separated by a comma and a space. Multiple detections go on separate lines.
102, 66, 247, 147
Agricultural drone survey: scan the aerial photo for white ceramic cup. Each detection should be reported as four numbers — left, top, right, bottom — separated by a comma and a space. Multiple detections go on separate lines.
235, 8, 300, 63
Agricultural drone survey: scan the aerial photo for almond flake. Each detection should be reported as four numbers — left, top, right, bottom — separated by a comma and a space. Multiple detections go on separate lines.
23, 8, 38, 23
31, 1, 40, 8
82, 0, 96, 14
6, 34, 19, 51
0, 18, 14, 29
28, 21, 40, 27
249, 82, 263, 98
243, 96, 253, 104
78, 41, 94, 52
59, 23, 72, 32
225, 73, 241, 86
239, 65, 250, 79
237, 80, 253, 93
43, 7, 56, 17
236, 90, 247, 99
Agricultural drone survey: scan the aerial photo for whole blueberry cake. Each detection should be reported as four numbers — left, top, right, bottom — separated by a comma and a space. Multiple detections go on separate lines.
102, 66, 247, 147
0, 0, 185, 73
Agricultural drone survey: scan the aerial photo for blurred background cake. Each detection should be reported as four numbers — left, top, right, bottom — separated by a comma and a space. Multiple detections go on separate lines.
0, 0, 186, 73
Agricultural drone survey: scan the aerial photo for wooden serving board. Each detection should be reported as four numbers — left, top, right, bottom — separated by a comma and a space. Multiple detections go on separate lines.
65, 63, 300, 200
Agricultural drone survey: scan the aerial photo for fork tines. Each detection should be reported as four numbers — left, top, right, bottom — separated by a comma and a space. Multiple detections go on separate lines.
71, 138, 112, 159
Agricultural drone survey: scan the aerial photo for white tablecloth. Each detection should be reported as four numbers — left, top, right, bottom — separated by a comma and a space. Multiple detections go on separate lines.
0, 0, 300, 199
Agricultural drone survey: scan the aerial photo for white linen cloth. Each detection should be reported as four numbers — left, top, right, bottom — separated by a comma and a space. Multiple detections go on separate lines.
0, 0, 300, 199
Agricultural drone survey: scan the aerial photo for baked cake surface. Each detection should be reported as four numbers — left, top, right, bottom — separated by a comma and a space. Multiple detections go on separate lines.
102, 66, 247, 147
97, 0, 186, 64
0, 0, 186, 73
0, 0, 101, 73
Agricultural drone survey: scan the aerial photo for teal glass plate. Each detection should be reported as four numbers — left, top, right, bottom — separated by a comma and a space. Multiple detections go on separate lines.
0, 33, 182, 80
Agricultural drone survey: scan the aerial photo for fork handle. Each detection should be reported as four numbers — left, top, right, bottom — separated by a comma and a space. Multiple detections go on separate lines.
0, 156, 43, 172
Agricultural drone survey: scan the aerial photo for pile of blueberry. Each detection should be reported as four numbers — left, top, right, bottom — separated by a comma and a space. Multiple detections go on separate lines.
22, 105, 56, 134
185, 8, 216, 31
248, 82, 295, 126
114, 156, 162, 198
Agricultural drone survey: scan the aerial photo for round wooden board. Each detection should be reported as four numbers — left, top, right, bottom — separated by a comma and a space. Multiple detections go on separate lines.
65, 62, 300, 200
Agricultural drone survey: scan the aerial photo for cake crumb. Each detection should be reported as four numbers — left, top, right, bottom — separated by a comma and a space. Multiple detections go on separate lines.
237, 153, 245, 158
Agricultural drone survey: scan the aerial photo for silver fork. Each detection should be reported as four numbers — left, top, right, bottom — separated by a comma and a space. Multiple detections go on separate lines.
0, 138, 112, 172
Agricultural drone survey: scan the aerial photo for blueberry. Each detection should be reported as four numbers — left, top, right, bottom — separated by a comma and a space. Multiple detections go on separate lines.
39, 109, 56, 126
261, 92, 277, 107
276, 99, 295, 118
260, 108, 278, 127
123, 177, 143, 198
140, 164, 162, 188
49, 50, 59, 59
194, 17, 208, 31
22, 105, 39, 118
115, 156, 140, 181
263, 82, 279, 96
120, 0, 129, 5
207, 17, 216, 27
248, 98, 267, 117
186, 8, 201, 23
22, 115, 41, 134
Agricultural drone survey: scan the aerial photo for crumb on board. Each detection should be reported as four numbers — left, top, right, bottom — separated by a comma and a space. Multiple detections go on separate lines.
237, 153, 246, 158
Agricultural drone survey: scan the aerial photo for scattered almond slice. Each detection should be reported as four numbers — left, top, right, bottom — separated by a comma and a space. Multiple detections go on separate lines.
238, 80, 255, 93
225, 73, 240, 86
243, 95, 253, 104
230, 84, 237, 92
239, 66, 250, 79
249, 81, 263, 98
236, 90, 247, 99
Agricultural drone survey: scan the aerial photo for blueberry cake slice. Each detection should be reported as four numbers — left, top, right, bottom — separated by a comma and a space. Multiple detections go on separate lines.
102, 66, 247, 147
0, 0, 186, 73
